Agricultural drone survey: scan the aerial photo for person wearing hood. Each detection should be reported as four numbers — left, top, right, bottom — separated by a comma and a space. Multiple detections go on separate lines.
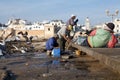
81, 22, 118, 48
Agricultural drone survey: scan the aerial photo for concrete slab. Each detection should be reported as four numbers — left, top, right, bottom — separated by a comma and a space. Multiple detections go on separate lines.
70, 43, 120, 74
91, 48, 120, 61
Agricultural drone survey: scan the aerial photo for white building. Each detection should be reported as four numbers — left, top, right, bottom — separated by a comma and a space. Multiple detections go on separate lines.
113, 18, 120, 34
6, 19, 66, 30
6, 19, 46, 30
85, 17, 91, 30
4, 18, 67, 39
50, 20, 66, 27
25, 22, 45, 30
94, 19, 120, 34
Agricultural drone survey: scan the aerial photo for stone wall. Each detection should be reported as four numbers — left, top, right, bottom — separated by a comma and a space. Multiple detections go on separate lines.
0, 25, 55, 41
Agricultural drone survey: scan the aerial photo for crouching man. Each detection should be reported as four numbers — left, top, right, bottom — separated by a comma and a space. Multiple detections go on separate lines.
46, 34, 59, 56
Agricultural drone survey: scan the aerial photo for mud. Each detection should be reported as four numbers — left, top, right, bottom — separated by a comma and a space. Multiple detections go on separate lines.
0, 52, 120, 80
0, 41, 120, 80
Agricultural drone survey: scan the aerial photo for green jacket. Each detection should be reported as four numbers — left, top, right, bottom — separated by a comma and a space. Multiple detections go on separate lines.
88, 29, 111, 48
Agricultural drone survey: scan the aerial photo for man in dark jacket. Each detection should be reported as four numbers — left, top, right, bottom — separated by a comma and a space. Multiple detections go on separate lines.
46, 34, 59, 55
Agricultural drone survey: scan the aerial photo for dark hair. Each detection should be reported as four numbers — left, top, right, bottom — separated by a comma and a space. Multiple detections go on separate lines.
106, 23, 115, 30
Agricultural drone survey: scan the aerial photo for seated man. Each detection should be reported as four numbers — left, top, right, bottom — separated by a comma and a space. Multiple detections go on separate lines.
46, 34, 59, 55
81, 22, 118, 48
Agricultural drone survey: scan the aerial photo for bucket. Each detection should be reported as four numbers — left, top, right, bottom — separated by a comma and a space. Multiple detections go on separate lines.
75, 50, 81, 56
51, 48, 61, 57
0, 50, 3, 56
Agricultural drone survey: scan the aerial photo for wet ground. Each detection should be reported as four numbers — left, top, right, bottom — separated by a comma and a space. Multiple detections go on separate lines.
0, 41, 120, 80
0, 52, 120, 80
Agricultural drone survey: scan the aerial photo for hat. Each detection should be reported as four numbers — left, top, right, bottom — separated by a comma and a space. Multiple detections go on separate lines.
71, 14, 76, 17
106, 23, 115, 31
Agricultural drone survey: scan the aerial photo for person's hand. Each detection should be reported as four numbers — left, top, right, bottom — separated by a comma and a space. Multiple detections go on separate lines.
74, 19, 79, 25
67, 38, 71, 43
75, 19, 79, 22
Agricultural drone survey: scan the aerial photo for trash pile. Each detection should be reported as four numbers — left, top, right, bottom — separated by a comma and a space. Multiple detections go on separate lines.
5, 41, 35, 54
72, 31, 87, 45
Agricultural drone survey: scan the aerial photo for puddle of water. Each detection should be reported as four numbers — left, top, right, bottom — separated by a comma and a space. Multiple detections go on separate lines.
30, 60, 61, 72
30, 59, 90, 74
0, 56, 6, 59
31, 60, 60, 68
30, 60, 59, 74
52, 60, 60, 65
7, 61, 26, 65
32, 53, 48, 59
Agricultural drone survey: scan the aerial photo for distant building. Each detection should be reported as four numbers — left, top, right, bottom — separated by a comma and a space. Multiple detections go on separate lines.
4, 18, 66, 40
6, 19, 42, 30
85, 17, 91, 30
113, 19, 120, 34
93, 18, 120, 34
50, 20, 65, 28
0, 23, 7, 30
44, 24, 54, 39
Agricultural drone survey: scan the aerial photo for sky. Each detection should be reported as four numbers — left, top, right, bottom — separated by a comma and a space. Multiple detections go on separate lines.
0, 0, 120, 26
